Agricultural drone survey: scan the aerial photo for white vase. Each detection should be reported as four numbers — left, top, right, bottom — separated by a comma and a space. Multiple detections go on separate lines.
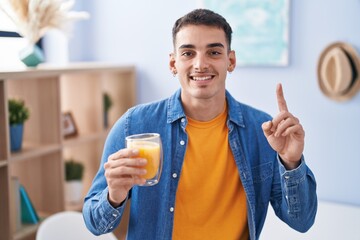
42, 29, 69, 66
65, 180, 83, 203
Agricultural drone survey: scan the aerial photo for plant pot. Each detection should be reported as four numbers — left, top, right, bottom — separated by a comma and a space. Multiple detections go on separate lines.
104, 111, 109, 128
65, 180, 83, 203
10, 124, 24, 152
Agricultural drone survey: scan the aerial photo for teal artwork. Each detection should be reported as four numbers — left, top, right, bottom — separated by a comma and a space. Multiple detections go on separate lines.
200, 0, 289, 66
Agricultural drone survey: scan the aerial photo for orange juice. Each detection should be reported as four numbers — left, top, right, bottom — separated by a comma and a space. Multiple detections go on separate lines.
128, 141, 160, 179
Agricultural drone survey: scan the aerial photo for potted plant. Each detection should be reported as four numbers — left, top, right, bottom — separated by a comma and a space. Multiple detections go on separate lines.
64, 159, 84, 203
8, 98, 30, 152
103, 92, 113, 128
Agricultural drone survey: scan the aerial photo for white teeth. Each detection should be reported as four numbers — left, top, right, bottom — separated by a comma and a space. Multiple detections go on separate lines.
192, 76, 212, 81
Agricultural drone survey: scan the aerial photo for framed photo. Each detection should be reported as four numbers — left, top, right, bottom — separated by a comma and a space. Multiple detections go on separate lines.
198, 0, 290, 66
62, 112, 78, 138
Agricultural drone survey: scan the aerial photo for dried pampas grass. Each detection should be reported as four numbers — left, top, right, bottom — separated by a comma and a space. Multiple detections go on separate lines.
0, 0, 89, 44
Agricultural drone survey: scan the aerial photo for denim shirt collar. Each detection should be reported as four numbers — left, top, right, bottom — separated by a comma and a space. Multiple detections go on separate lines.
225, 90, 245, 128
167, 89, 245, 128
167, 89, 186, 123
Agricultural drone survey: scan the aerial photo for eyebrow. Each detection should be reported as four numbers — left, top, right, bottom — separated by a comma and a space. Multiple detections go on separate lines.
178, 43, 225, 49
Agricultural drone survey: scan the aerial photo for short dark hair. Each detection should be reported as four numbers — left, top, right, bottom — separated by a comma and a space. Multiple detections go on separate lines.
172, 9, 233, 51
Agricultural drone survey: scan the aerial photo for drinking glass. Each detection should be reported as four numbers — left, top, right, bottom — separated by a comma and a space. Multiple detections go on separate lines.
126, 133, 163, 186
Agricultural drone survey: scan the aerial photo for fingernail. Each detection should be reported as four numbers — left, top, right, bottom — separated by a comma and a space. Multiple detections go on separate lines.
140, 158, 147, 164
132, 149, 139, 154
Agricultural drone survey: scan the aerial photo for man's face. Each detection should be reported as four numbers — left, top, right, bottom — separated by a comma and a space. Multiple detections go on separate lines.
170, 25, 236, 103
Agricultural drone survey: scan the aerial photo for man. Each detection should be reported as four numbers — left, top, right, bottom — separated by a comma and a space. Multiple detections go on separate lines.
83, 8, 317, 240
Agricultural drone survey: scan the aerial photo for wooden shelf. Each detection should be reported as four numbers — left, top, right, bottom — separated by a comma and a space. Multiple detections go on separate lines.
62, 130, 109, 148
0, 81, 8, 163
0, 167, 10, 240
13, 223, 40, 240
0, 63, 136, 240
0, 63, 135, 80
13, 213, 52, 240
65, 202, 83, 212
9, 143, 61, 163
0, 160, 7, 168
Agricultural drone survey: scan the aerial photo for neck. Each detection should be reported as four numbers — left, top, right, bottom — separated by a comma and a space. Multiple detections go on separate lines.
182, 96, 226, 122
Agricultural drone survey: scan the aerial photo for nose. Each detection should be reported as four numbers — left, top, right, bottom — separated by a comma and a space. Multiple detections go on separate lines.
193, 54, 209, 72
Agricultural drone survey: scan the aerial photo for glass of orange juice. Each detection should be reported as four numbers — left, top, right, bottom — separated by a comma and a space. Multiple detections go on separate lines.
126, 133, 163, 186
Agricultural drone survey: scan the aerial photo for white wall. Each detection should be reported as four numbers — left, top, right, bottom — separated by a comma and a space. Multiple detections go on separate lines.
70, 0, 360, 206
261, 201, 360, 239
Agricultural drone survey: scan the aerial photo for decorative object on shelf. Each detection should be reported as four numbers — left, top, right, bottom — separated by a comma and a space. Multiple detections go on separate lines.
20, 184, 40, 224
103, 92, 113, 128
8, 98, 30, 152
65, 159, 84, 203
10, 177, 21, 231
0, 0, 89, 67
19, 44, 45, 67
42, 29, 69, 66
317, 42, 360, 102
62, 111, 78, 138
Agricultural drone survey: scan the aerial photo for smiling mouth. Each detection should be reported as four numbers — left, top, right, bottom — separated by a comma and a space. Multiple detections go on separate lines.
191, 76, 213, 81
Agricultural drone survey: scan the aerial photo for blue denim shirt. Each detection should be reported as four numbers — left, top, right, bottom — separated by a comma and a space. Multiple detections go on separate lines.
83, 89, 317, 240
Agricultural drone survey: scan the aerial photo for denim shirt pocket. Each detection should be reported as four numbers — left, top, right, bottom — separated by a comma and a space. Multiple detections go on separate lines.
251, 161, 273, 205
252, 161, 273, 183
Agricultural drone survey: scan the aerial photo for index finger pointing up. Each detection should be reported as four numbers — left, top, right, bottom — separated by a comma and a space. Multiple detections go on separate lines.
276, 83, 289, 112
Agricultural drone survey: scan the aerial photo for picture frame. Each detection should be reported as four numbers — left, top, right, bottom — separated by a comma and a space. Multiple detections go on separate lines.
198, 0, 290, 67
0, 10, 22, 38
62, 112, 78, 138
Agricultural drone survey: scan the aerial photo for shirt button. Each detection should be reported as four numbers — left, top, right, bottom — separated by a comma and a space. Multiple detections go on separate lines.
180, 140, 185, 145
181, 118, 185, 122
112, 213, 117, 217
172, 173, 177, 178
284, 175, 290, 179
170, 207, 174, 212
109, 226, 113, 229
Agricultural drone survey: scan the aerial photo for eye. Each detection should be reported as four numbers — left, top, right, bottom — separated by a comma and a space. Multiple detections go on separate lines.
181, 51, 194, 57
208, 49, 222, 56
211, 51, 220, 55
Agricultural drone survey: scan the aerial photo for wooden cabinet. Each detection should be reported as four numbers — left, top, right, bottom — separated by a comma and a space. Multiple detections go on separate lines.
0, 63, 136, 240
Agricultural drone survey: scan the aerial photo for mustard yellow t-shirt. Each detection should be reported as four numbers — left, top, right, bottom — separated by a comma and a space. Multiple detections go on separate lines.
172, 105, 249, 240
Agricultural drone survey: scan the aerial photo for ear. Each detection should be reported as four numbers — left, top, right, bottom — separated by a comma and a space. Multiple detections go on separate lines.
169, 53, 176, 72
227, 50, 236, 72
